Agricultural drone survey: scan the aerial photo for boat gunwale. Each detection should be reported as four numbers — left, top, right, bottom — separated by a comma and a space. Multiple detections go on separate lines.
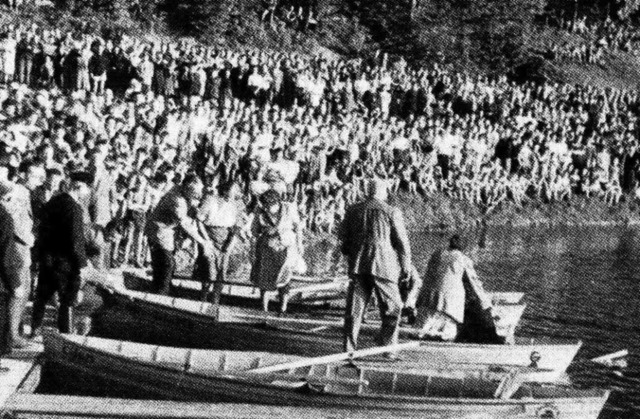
104, 287, 582, 350
45, 332, 608, 407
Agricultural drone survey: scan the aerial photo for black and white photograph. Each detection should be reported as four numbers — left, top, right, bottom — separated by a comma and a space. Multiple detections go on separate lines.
0, 0, 637, 417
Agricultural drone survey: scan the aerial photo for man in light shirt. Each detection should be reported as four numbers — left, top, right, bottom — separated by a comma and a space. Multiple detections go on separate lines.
193, 182, 241, 307
0, 158, 44, 348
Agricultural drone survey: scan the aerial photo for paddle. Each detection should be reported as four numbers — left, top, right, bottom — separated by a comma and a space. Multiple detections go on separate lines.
247, 341, 421, 374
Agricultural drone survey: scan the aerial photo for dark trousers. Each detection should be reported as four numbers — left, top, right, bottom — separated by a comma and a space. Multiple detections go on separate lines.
343, 274, 402, 352
31, 255, 81, 334
0, 292, 10, 356
192, 246, 228, 305
437, 154, 450, 180
150, 244, 175, 296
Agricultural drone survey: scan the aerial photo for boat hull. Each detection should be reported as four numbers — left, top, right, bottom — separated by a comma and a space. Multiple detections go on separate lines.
43, 333, 608, 419
92, 288, 580, 383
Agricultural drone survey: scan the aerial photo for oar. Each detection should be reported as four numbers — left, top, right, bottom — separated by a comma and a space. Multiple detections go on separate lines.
247, 342, 421, 374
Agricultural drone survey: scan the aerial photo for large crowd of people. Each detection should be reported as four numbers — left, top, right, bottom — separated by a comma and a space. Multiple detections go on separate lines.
545, 15, 640, 64
0, 21, 637, 269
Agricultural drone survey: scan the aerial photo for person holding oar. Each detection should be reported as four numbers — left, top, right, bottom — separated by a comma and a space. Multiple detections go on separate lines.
338, 177, 412, 359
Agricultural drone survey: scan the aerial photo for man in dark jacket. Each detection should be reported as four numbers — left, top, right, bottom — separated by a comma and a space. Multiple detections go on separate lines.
0, 204, 22, 367
30, 172, 91, 336
338, 178, 412, 355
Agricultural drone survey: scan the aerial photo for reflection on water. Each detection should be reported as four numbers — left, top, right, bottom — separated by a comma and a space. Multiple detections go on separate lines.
401, 226, 639, 419
46, 226, 639, 417
296, 226, 639, 417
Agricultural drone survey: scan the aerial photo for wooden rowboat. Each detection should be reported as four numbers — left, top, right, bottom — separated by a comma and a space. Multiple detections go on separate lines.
119, 269, 526, 310
93, 270, 526, 342
119, 269, 350, 308
92, 286, 581, 383
43, 331, 609, 419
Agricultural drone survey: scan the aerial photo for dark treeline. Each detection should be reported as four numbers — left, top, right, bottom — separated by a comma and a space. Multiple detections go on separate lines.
38, 0, 640, 76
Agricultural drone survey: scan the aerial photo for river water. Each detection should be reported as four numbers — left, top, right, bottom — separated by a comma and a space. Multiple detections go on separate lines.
404, 226, 640, 419
42, 226, 640, 418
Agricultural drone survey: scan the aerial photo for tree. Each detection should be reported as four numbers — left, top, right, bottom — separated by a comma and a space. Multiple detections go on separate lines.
412, 0, 545, 71
162, 0, 245, 38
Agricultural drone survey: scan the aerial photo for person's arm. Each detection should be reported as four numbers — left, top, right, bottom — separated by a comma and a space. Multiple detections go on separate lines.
390, 207, 412, 276
0, 214, 21, 295
175, 198, 210, 248
70, 201, 88, 270
404, 265, 423, 309
463, 257, 492, 310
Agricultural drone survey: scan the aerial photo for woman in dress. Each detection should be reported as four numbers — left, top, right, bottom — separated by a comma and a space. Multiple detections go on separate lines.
250, 189, 304, 312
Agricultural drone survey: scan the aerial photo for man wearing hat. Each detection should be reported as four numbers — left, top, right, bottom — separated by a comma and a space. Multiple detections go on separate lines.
30, 171, 92, 336
338, 178, 412, 356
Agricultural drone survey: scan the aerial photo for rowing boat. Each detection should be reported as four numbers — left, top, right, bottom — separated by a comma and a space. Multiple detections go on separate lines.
91, 286, 580, 383
119, 269, 350, 309
43, 331, 609, 419
93, 269, 526, 342
119, 269, 526, 309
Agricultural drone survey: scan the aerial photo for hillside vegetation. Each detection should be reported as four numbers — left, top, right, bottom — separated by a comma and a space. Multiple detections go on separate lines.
4, 0, 640, 88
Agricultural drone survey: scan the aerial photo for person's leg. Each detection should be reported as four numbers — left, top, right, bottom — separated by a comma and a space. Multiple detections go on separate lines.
372, 276, 403, 350
30, 265, 57, 336
0, 292, 12, 361
57, 264, 81, 334
210, 252, 227, 307
150, 244, 175, 295
8, 244, 31, 346
192, 247, 211, 302
343, 275, 373, 353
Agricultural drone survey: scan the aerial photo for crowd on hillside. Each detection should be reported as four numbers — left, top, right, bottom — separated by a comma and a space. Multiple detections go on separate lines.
546, 15, 640, 64
0, 21, 639, 267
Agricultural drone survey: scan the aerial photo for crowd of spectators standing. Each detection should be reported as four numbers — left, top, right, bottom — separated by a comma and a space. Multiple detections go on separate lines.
544, 15, 640, 64
0, 21, 639, 268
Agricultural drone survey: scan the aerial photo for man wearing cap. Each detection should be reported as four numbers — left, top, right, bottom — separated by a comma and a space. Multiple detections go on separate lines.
31, 171, 92, 336
338, 178, 412, 355
0, 159, 45, 347
145, 174, 213, 295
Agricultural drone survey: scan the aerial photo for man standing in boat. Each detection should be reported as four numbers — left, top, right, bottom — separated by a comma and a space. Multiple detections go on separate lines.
414, 234, 502, 343
339, 178, 412, 356
146, 173, 214, 295
31, 172, 92, 336
193, 181, 241, 307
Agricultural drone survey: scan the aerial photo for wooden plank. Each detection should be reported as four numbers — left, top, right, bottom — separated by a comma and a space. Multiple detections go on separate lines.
3, 394, 431, 419
248, 342, 421, 374
0, 360, 35, 408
